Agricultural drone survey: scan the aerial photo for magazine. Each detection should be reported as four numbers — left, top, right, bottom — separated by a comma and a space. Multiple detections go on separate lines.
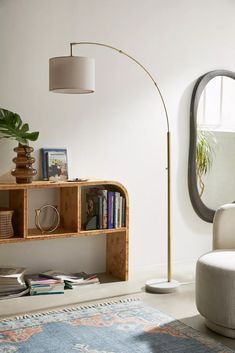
0, 267, 26, 285
39, 270, 85, 282
39, 270, 99, 287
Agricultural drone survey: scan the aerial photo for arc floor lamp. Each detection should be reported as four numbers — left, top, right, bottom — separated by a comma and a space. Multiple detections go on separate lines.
49, 42, 179, 293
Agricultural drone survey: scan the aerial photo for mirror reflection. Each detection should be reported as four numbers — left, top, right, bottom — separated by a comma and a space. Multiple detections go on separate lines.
196, 76, 235, 209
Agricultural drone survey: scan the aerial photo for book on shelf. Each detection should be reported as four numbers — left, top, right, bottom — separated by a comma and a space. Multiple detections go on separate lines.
107, 191, 114, 229
84, 188, 101, 230
83, 188, 125, 230
64, 275, 100, 289
40, 148, 68, 181
39, 270, 85, 282
98, 195, 103, 229
25, 274, 64, 296
114, 192, 120, 228
0, 284, 27, 292
0, 267, 26, 285
119, 196, 123, 228
39, 270, 99, 290
29, 286, 64, 295
66, 281, 100, 290
47, 150, 68, 181
26, 274, 64, 284
121, 197, 126, 227
0, 267, 27, 298
0, 288, 29, 300
101, 190, 108, 229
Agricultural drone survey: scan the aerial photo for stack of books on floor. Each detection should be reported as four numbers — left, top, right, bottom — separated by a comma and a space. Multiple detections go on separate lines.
40, 270, 100, 290
84, 188, 126, 230
64, 274, 100, 290
0, 267, 28, 299
26, 274, 64, 296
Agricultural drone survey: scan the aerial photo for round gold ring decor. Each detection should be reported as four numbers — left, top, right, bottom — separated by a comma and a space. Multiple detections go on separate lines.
35, 205, 60, 234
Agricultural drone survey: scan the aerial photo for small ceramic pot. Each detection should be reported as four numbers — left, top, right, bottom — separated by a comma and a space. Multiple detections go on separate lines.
11, 144, 37, 184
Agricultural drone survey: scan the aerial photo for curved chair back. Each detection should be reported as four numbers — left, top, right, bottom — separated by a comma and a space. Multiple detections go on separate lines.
213, 204, 235, 250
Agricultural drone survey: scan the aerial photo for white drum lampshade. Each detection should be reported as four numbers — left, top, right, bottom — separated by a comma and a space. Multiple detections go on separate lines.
49, 56, 95, 94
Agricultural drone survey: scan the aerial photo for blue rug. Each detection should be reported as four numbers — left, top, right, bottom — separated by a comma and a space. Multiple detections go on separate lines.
0, 298, 233, 353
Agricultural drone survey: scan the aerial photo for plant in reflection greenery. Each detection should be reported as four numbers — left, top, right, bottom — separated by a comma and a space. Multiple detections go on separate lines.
196, 130, 217, 197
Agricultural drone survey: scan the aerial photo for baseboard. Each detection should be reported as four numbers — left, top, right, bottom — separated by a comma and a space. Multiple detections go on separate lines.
129, 259, 197, 284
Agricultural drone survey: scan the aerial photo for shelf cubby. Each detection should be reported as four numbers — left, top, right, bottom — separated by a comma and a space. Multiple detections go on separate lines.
80, 184, 126, 232
60, 186, 78, 233
0, 189, 26, 239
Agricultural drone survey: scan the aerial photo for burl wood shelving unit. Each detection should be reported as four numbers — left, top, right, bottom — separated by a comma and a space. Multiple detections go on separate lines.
0, 180, 129, 281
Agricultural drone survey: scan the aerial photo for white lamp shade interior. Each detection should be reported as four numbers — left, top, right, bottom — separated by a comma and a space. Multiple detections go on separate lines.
49, 56, 95, 94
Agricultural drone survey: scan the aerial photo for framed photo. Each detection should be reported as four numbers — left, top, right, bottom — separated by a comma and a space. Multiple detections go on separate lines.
41, 148, 68, 181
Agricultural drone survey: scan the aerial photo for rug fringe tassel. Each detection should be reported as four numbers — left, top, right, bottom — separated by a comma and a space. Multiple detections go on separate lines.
0, 297, 140, 322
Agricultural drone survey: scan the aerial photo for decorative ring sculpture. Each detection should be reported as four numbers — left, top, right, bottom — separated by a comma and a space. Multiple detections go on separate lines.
35, 204, 60, 234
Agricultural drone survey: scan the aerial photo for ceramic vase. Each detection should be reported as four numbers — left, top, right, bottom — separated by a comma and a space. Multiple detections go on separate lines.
11, 144, 37, 184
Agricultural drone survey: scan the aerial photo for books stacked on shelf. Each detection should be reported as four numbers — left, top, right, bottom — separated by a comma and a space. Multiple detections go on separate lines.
0, 267, 29, 299
39, 270, 100, 290
84, 188, 126, 230
65, 274, 100, 290
26, 274, 64, 296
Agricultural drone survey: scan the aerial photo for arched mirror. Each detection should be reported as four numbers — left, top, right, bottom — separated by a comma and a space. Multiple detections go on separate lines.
188, 70, 235, 222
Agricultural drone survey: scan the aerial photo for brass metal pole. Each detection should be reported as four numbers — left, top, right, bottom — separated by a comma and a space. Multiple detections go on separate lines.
167, 131, 171, 282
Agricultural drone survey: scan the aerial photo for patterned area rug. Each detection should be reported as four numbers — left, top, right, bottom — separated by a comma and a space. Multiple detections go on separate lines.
0, 298, 234, 353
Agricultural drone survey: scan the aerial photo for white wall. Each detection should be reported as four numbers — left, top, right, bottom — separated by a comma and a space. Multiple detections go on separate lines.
0, 0, 234, 277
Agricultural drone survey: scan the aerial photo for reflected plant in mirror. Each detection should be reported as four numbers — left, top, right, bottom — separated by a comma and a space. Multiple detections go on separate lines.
189, 70, 235, 222
196, 130, 217, 197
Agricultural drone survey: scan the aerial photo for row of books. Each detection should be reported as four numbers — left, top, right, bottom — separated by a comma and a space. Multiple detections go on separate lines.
84, 188, 126, 230
0, 268, 100, 298
26, 275, 64, 295
26, 270, 100, 295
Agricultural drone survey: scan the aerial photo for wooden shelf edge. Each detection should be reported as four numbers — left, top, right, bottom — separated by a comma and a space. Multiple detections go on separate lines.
0, 229, 127, 244
0, 237, 25, 244
79, 228, 127, 236
0, 179, 128, 191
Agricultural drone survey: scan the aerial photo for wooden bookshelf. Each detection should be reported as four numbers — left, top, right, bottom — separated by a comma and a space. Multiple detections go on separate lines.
0, 179, 129, 281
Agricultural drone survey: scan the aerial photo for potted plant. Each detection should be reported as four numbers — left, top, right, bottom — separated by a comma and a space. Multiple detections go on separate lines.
196, 130, 216, 197
0, 108, 39, 184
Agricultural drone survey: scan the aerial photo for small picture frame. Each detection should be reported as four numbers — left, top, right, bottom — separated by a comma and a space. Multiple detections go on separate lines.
41, 148, 68, 181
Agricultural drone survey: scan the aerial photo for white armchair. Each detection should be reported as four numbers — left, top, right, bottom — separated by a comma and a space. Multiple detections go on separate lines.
213, 204, 235, 250
196, 204, 235, 338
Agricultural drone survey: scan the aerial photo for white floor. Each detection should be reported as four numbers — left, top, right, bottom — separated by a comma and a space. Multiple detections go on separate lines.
1, 276, 235, 351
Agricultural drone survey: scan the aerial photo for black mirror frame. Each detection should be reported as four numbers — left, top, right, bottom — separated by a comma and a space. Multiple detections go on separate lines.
188, 70, 235, 223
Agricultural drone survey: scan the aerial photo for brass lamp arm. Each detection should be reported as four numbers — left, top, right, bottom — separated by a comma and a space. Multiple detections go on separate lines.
68, 41, 173, 284
70, 41, 170, 133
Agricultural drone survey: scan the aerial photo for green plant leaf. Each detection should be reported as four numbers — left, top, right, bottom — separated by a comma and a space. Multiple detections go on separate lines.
22, 131, 39, 142
0, 108, 39, 145
20, 123, 29, 134
13, 114, 22, 129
